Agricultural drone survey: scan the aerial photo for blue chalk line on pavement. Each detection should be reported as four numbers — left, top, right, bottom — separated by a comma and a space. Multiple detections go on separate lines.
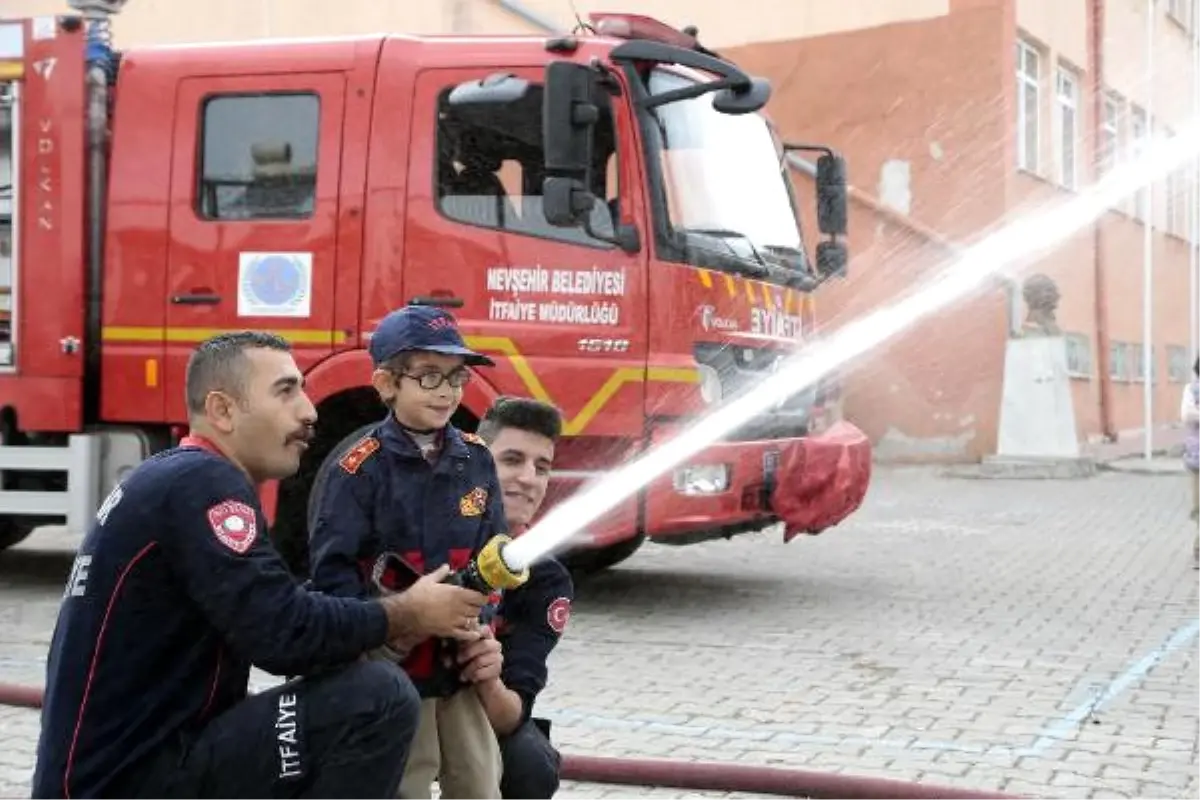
1022, 617, 1200, 757
544, 618, 1200, 759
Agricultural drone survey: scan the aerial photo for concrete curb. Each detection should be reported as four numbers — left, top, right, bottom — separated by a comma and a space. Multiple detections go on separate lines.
1096, 458, 1189, 476
942, 456, 1097, 480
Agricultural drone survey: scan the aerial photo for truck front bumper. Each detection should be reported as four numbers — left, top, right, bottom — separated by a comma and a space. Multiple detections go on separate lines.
643, 420, 873, 544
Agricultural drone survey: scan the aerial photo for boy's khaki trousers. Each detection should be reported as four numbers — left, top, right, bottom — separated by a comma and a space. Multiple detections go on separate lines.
398, 690, 502, 799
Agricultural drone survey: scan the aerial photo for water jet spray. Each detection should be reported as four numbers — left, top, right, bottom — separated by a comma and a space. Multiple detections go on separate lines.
502, 119, 1200, 574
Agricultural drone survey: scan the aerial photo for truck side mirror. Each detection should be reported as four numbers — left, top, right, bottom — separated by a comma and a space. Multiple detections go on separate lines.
712, 76, 771, 115
816, 240, 848, 279
543, 61, 598, 227
543, 177, 596, 226
815, 153, 848, 236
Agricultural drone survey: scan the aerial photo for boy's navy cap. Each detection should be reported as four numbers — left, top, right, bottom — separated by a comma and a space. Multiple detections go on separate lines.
369, 305, 495, 367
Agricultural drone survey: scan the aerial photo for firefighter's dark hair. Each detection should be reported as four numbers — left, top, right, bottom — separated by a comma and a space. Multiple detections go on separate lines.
185, 331, 292, 416
476, 396, 562, 444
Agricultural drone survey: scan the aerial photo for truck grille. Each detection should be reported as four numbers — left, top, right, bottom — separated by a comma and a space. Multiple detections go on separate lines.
693, 342, 817, 441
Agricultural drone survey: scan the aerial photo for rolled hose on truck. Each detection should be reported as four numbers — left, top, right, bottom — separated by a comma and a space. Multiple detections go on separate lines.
0, 682, 1018, 799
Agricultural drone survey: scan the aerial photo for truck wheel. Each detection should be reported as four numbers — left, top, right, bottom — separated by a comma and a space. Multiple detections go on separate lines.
560, 533, 645, 577
0, 518, 34, 552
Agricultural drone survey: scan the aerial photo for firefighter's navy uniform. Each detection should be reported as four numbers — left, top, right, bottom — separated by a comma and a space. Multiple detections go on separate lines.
31, 437, 420, 799
490, 549, 574, 799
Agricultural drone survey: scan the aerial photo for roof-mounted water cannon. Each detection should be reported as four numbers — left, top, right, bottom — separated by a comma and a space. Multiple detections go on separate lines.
587, 12, 724, 60
782, 143, 849, 280
589, 13, 696, 49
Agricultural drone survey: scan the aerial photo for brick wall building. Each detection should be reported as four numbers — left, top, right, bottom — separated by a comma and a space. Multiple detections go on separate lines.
7, 0, 1198, 461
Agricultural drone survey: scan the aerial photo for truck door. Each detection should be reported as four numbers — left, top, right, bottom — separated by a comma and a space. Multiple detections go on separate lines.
398, 66, 648, 438
164, 73, 346, 419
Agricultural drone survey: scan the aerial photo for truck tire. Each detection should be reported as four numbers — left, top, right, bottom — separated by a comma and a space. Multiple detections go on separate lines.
0, 518, 34, 552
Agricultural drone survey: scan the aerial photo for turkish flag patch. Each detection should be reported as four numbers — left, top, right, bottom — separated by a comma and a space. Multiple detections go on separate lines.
546, 596, 571, 634
206, 500, 258, 554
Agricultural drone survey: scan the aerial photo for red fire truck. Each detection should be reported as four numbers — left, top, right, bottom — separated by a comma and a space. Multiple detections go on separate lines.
0, 1, 871, 574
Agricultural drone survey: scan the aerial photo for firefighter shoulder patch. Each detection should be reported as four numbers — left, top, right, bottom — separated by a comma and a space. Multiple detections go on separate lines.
338, 436, 380, 475
546, 596, 571, 634
461, 432, 487, 447
207, 499, 258, 554
459, 487, 488, 517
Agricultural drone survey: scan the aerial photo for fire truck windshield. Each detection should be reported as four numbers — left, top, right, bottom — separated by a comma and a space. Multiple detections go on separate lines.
642, 68, 805, 275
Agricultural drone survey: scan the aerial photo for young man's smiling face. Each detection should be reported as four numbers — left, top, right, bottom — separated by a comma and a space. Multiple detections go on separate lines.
488, 426, 555, 529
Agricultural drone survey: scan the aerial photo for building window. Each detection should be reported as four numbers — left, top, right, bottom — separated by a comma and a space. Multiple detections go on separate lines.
1016, 40, 1041, 173
197, 93, 320, 221
1165, 163, 1189, 237
434, 79, 618, 248
1099, 93, 1120, 178
1128, 106, 1149, 222
1055, 67, 1079, 189
1167, 345, 1191, 383
1126, 343, 1154, 383
1110, 341, 1128, 381
1065, 332, 1092, 378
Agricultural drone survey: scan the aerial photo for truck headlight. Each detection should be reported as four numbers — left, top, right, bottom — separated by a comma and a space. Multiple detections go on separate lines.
672, 464, 731, 495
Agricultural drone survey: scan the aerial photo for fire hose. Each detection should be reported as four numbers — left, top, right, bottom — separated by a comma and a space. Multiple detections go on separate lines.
0, 538, 1019, 799
0, 683, 1016, 799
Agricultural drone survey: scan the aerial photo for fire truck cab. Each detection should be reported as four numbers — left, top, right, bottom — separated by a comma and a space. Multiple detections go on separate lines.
0, 4, 868, 572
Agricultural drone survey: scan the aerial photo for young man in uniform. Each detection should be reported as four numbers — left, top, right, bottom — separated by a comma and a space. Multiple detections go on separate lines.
458, 396, 575, 799
32, 331, 491, 799
307, 305, 510, 799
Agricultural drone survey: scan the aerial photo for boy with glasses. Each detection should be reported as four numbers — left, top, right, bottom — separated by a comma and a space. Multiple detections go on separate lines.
308, 304, 509, 798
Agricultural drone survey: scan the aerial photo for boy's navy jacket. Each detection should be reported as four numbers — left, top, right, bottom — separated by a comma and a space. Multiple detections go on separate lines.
31, 439, 389, 799
307, 415, 507, 695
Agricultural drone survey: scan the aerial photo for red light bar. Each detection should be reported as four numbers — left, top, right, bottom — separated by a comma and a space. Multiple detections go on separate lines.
588, 12, 698, 49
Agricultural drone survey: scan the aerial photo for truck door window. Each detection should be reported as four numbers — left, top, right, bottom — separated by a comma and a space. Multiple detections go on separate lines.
435, 82, 618, 248
196, 93, 319, 221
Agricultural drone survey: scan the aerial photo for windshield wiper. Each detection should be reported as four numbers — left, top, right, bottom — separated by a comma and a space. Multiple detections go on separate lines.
678, 227, 769, 277
761, 244, 817, 290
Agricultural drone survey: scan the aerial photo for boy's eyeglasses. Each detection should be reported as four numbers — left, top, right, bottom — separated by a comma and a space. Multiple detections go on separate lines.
398, 368, 471, 390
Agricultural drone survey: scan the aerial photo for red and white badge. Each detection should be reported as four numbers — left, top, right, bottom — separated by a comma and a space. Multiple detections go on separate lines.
546, 597, 571, 633
206, 500, 258, 554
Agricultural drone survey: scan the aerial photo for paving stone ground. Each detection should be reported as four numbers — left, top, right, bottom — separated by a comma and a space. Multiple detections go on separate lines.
1, 466, 1197, 798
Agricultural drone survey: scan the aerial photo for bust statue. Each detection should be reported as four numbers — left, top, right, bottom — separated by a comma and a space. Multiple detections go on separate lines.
1020, 273, 1062, 337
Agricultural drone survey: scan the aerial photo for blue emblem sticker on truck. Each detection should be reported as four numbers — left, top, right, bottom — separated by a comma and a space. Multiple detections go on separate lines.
238, 252, 312, 318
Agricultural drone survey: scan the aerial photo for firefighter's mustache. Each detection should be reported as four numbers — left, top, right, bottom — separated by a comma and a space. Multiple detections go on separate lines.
286, 427, 314, 446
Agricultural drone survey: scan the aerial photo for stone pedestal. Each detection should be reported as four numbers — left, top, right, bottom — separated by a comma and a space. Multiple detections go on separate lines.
984, 337, 1094, 478
996, 337, 1079, 458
